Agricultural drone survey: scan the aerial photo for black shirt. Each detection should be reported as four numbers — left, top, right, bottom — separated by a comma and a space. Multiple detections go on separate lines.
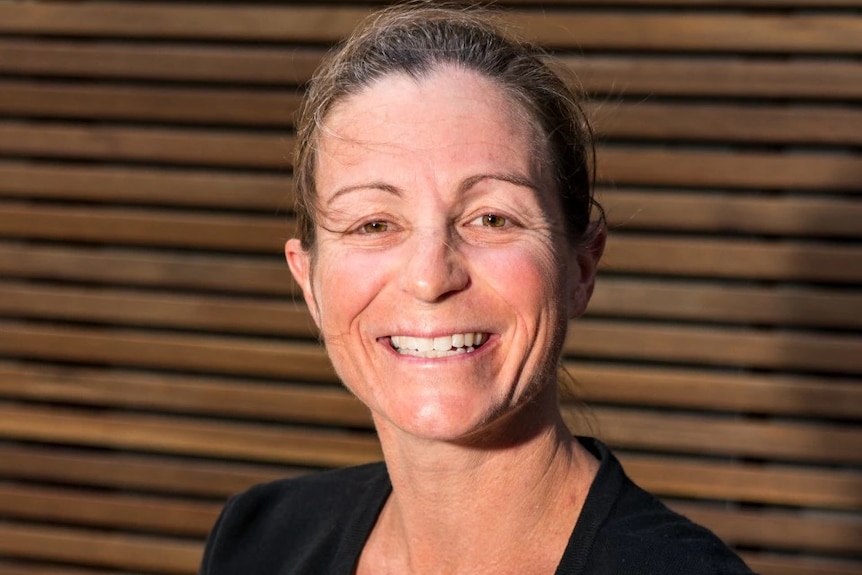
200, 437, 756, 574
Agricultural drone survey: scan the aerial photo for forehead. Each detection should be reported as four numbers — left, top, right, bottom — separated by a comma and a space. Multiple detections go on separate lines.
326, 66, 524, 126
315, 67, 544, 181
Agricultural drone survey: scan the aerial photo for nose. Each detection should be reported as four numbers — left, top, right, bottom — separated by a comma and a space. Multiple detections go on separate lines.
400, 229, 470, 303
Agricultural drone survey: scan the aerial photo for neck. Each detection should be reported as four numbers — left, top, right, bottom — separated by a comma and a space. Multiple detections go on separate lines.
364, 390, 598, 574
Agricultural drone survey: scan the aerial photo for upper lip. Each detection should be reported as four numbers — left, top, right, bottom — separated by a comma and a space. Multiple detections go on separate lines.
379, 330, 489, 340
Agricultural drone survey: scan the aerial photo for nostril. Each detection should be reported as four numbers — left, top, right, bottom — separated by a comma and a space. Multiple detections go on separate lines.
401, 240, 470, 303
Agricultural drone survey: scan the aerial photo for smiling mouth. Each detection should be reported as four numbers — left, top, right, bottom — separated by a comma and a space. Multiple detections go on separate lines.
389, 332, 488, 358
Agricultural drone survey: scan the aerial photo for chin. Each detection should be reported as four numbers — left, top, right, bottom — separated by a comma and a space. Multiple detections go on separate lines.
369, 395, 493, 442
379, 389, 550, 447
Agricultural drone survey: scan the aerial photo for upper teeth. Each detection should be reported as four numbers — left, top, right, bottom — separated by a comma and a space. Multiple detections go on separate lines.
390, 333, 487, 357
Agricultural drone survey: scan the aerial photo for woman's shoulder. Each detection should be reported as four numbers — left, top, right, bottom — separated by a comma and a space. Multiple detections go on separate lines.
587, 489, 756, 574
235, 461, 389, 510
199, 462, 390, 575
571, 438, 756, 574
218, 460, 390, 533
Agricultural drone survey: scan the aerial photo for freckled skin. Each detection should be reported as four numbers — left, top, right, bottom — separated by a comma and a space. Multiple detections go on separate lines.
286, 67, 590, 446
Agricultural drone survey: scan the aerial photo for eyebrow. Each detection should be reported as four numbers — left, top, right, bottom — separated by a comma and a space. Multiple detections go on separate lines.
325, 172, 540, 207
326, 182, 403, 206
457, 172, 541, 196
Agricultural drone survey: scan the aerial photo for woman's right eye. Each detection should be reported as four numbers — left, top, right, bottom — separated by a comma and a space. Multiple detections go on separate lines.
360, 221, 388, 233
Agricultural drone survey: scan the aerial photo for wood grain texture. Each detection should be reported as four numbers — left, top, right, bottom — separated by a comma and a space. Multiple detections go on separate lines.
3, 40, 860, 99
0, 521, 201, 573
0, 0, 858, 571
1, 4, 860, 53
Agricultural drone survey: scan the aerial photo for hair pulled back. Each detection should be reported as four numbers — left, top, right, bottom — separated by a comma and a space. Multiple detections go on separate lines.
293, 2, 603, 250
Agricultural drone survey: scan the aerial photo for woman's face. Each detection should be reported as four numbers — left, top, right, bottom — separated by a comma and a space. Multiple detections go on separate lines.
286, 67, 598, 443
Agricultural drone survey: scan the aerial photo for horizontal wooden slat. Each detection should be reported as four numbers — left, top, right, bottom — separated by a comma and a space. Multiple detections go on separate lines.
568, 363, 862, 420
0, 202, 288, 253
41, 0, 862, 8
569, 56, 862, 99
1, 4, 860, 54
0, 122, 291, 169
0, 243, 293, 295
0, 80, 300, 127
0, 361, 367, 427
602, 189, 862, 238
0, 483, 220, 537
599, 147, 861, 191
672, 502, 862, 554
2, 40, 861, 99
3, 80, 860, 146
589, 278, 862, 328
0, 443, 292, 498
0, 521, 200, 573
619, 453, 862, 511
605, 234, 862, 283
568, 320, 862, 373
0, 160, 292, 209
517, 13, 862, 53
0, 321, 335, 381
0, 3, 368, 43
0, 562, 139, 575
0, 281, 309, 336
575, 406, 862, 464
592, 102, 862, 145
0, 39, 323, 85
0, 402, 381, 468
742, 554, 862, 575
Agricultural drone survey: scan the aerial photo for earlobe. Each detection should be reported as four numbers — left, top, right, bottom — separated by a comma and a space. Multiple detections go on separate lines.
568, 222, 607, 319
285, 239, 321, 328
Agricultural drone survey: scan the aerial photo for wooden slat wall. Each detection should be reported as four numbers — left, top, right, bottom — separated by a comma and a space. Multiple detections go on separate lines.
0, 1, 860, 573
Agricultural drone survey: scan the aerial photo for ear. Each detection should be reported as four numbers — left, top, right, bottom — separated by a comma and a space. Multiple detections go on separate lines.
285, 238, 321, 329
567, 222, 606, 320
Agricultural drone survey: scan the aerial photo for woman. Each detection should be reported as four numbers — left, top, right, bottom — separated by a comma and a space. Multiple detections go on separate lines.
200, 4, 755, 574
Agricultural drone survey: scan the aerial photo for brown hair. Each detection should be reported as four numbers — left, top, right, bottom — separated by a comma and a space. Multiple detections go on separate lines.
293, 2, 603, 250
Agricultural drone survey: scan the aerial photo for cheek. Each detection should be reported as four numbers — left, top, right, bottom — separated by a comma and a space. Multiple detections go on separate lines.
471, 243, 565, 315
311, 248, 391, 337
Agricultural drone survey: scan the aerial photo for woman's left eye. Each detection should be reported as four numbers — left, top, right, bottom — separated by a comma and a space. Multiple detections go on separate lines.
474, 214, 507, 228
